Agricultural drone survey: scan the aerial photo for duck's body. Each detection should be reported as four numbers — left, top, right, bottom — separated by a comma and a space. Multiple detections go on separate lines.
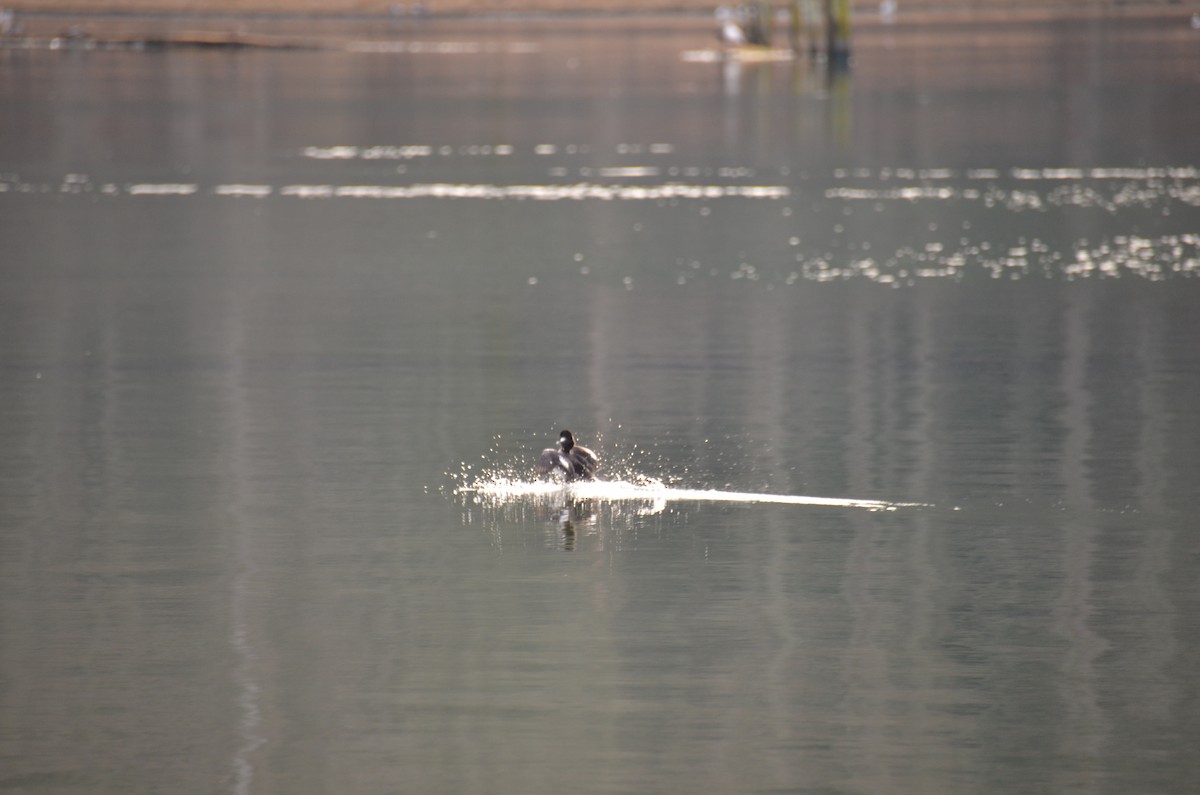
536, 430, 599, 481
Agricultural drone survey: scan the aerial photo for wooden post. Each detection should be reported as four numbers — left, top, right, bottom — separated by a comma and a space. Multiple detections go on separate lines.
825, 0, 851, 62
788, 0, 802, 52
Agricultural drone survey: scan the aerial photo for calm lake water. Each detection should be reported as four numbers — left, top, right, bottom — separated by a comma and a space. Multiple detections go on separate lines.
2, 12, 1200, 794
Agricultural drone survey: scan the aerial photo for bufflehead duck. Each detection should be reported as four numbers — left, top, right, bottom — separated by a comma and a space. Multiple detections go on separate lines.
535, 430, 599, 481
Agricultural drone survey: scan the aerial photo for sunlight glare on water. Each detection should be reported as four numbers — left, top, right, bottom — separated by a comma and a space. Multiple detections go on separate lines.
7, 156, 1197, 287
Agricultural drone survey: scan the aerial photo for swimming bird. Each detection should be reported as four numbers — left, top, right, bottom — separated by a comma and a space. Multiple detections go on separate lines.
535, 430, 599, 481
715, 5, 748, 46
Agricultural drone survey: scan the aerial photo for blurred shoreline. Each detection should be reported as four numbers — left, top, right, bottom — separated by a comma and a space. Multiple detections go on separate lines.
3, 0, 1198, 21
3, 0, 1197, 56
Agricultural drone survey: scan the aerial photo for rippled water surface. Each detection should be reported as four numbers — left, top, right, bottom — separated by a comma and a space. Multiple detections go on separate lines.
2, 13, 1199, 794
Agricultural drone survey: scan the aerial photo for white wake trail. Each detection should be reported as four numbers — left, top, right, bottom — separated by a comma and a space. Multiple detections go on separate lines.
458, 478, 926, 512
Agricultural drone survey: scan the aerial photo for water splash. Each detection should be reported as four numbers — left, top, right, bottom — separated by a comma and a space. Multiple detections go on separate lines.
451, 440, 926, 515
458, 476, 922, 513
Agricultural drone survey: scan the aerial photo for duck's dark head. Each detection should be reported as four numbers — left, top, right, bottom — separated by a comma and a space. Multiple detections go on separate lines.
558, 430, 575, 452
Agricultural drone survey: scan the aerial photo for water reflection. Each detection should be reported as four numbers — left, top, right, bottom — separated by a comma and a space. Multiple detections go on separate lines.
3, 10, 1200, 795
